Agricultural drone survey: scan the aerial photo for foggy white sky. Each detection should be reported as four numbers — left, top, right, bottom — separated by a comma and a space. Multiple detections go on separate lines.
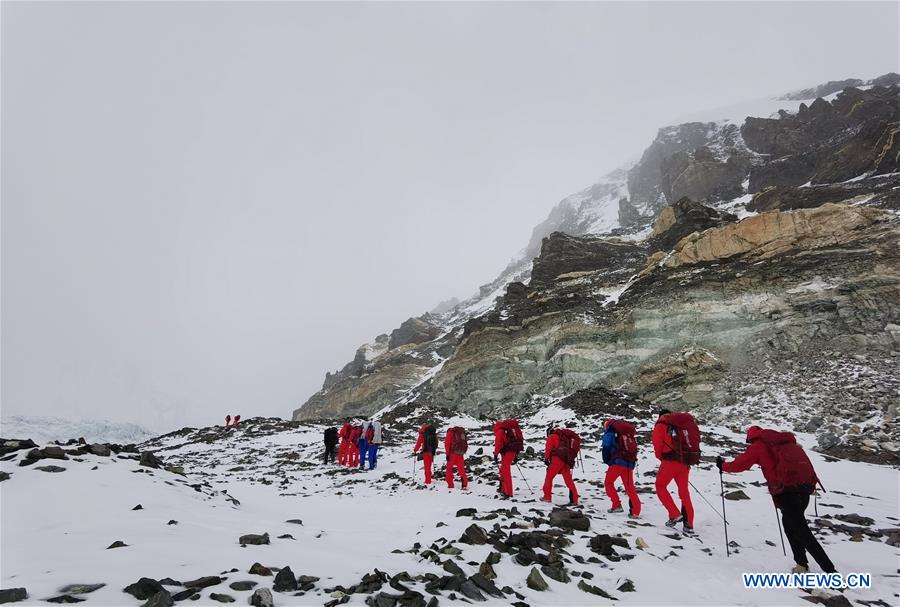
3, 2, 898, 430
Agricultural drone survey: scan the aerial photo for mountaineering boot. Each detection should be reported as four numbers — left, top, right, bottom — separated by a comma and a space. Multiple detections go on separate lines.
628, 513, 641, 520
682, 524, 695, 535
607, 505, 623, 513
791, 564, 810, 574
665, 515, 683, 527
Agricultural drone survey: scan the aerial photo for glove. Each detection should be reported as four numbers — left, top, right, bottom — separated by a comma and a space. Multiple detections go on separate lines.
544, 458, 551, 467
493, 455, 498, 464
716, 456, 724, 471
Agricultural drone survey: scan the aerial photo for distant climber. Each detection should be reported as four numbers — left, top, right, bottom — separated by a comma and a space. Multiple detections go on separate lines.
413, 423, 438, 484
323, 426, 339, 464
653, 409, 700, 533
494, 419, 524, 498
718, 426, 835, 574
542, 427, 580, 505
225, 415, 232, 427
338, 421, 352, 465
445, 426, 469, 490
601, 418, 641, 517
366, 421, 383, 470
232, 415, 241, 428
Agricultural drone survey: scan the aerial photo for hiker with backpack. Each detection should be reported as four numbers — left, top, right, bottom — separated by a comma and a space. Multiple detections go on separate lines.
542, 426, 580, 505
445, 426, 469, 490
358, 422, 371, 470
232, 415, 240, 427
413, 423, 439, 484
225, 415, 232, 427
366, 421, 383, 470
493, 419, 524, 498
601, 419, 641, 518
347, 423, 362, 467
717, 426, 836, 574
652, 409, 700, 533
337, 421, 352, 466
323, 426, 339, 464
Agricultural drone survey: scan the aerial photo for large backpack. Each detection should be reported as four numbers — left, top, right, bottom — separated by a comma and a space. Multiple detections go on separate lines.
365, 425, 375, 442
349, 426, 361, 444
499, 419, 524, 454
422, 424, 439, 454
553, 428, 581, 468
758, 430, 819, 495
450, 427, 468, 455
324, 427, 338, 444
609, 420, 638, 464
659, 413, 701, 465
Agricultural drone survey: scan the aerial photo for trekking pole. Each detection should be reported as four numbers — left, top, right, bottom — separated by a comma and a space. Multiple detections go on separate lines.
774, 502, 786, 556
578, 451, 585, 474
687, 478, 728, 523
412, 453, 416, 479
515, 462, 534, 494
719, 469, 730, 557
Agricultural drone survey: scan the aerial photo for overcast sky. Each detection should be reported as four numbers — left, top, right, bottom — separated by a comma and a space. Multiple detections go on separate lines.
3, 1, 898, 431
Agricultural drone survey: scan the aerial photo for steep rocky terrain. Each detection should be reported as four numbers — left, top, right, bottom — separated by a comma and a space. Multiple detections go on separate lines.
293, 75, 900, 462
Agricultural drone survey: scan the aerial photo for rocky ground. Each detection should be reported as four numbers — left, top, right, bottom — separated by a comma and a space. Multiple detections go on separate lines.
2, 409, 899, 607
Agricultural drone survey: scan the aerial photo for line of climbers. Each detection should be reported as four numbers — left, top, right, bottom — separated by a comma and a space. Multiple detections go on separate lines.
321, 409, 835, 574
223, 415, 241, 428
323, 420, 384, 470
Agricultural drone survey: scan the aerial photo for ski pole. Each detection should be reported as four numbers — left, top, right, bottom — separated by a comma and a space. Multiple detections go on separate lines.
774, 502, 786, 556
515, 462, 533, 494
719, 469, 730, 557
687, 478, 728, 523
412, 453, 416, 479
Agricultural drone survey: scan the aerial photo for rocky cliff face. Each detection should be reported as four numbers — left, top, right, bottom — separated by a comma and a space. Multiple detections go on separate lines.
293, 75, 900, 459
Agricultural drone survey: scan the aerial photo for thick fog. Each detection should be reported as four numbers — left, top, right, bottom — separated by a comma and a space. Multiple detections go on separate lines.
2, 2, 897, 431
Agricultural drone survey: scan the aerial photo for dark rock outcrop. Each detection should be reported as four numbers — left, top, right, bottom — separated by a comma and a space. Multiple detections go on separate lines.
647, 197, 738, 252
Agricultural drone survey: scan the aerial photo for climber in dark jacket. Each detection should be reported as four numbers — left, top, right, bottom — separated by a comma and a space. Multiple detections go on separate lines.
718, 426, 835, 574
323, 427, 339, 464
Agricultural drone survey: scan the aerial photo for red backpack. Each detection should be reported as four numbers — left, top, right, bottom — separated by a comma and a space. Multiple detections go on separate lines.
349, 426, 361, 444
365, 426, 374, 442
450, 427, 468, 455
610, 420, 638, 464
659, 413, 701, 466
758, 430, 819, 495
553, 428, 581, 468
499, 419, 524, 454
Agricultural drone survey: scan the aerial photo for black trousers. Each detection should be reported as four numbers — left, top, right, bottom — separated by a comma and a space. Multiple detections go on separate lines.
324, 443, 337, 463
775, 490, 835, 572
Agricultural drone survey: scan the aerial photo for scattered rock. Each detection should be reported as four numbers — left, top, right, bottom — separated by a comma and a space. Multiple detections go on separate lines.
589, 534, 630, 557
142, 590, 174, 607
249, 588, 274, 607
0, 472, 9, 482
58, 584, 105, 595
183, 576, 222, 589
724, 490, 750, 501
635, 538, 649, 551
209, 593, 235, 603
455, 508, 477, 517
171, 589, 196, 601
541, 565, 570, 584
228, 581, 257, 591
132, 504, 143, 511
167, 520, 178, 526
0, 588, 27, 604
248, 563, 272, 576
285, 519, 303, 525
273, 567, 297, 592
823, 595, 853, 607
35, 465, 66, 473
276, 534, 294, 540
106, 541, 128, 549
123, 578, 165, 600
478, 562, 496, 580
578, 579, 615, 599
525, 568, 548, 591
469, 573, 502, 598
459, 524, 490, 545
835, 513, 874, 526
158, 579, 181, 587
240, 533, 270, 546
617, 579, 636, 592
548, 508, 590, 532
46, 596, 84, 604
139, 451, 163, 469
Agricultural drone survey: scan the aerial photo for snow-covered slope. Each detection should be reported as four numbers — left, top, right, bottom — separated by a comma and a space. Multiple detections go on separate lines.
2, 412, 898, 606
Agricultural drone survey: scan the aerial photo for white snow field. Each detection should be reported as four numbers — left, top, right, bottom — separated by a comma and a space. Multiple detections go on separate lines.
1, 413, 898, 606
